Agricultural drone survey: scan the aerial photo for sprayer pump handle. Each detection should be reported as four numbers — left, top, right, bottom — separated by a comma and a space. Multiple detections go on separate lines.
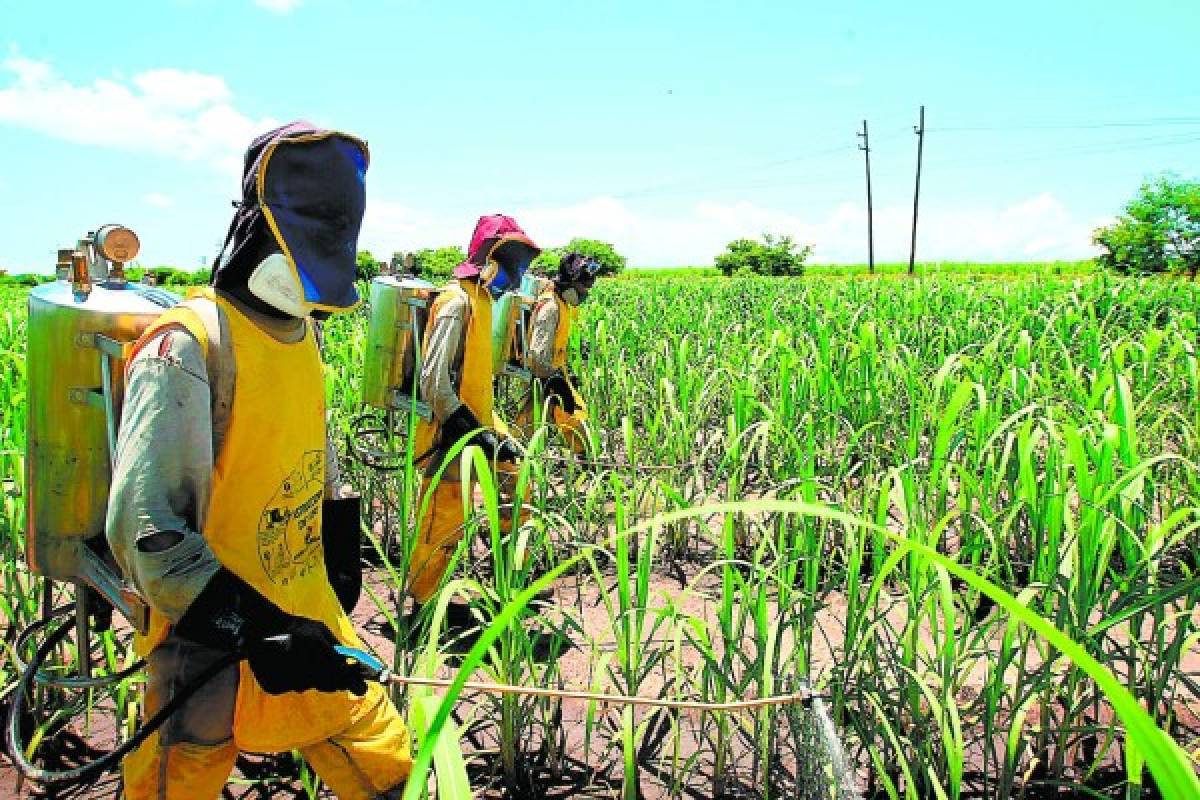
334, 645, 389, 681
255, 637, 387, 683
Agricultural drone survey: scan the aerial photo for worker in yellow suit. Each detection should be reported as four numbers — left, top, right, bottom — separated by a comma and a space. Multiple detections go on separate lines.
106, 121, 411, 799
516, 251, 600, 456
407, 214, 540, 627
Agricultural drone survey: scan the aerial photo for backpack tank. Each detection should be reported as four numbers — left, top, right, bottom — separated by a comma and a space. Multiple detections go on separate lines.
25, 229, 178, 609
361, 275, 435, 416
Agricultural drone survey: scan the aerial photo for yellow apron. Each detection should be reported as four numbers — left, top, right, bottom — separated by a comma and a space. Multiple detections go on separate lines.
545, 290, 576, 372
413, 278, 507, 464
524, 289, 588, 455
130, 289, 368, 753
409, 279, 523, 602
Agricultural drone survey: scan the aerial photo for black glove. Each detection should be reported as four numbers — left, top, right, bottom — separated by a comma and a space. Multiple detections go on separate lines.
545, 373, 577, 414
442, 405, 520, 464
441, 404, 485, 450
321, 495, 363, 614
175, 567, 367, 696
245, 621, 368, 695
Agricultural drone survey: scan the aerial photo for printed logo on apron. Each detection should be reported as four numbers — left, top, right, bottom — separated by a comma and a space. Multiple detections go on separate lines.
257, 450, 325, 585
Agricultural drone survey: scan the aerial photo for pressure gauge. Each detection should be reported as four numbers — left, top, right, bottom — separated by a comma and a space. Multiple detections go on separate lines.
93, 224, 140, 264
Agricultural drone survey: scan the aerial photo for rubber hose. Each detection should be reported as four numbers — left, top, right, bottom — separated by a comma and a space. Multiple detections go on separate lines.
6, 611, 239, 786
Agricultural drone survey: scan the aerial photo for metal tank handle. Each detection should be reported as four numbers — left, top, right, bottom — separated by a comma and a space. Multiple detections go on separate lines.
385, 292, 433, 418
69, 331, 134, 468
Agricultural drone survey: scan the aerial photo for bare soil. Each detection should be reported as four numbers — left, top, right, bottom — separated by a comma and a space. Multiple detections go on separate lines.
3, 558, 1198, 799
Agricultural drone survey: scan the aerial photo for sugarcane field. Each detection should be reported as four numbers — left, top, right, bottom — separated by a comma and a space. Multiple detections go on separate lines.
1, 3, 1199, 800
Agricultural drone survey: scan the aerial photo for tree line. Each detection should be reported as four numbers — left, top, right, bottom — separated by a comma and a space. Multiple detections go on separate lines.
3, 176, 1195, 285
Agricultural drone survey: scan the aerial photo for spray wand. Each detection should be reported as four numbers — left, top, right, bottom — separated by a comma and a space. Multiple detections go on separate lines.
7, 623, 821, 788
333, 645, 822, 714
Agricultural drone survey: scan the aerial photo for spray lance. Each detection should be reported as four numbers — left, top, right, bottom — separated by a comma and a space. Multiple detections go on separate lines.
332, 645, 822, 715
8, 625, 823, 786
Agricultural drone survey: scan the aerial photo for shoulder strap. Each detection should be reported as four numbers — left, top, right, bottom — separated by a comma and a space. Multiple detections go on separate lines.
427, 281, 473, 348
128, 287, 235, 452
181, 290, 235, 447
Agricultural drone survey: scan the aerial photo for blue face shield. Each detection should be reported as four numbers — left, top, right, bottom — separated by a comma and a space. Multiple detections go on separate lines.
258, 134, 368, 313
485, 238, 538, 298
487, 267, 516, 297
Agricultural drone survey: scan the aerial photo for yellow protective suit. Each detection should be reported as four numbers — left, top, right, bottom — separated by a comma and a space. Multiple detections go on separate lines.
516, 289, 589, 455
408, 279, 525, 604
122, 290, 411, 799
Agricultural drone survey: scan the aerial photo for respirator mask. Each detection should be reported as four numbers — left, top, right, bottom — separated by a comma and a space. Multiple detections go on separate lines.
245, 132, 369, 317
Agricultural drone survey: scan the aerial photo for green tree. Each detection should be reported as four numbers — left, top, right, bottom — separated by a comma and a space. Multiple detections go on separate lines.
531, 247, 561, 275
531, 238, 627, 277
6, 273, 50, 287
1093, 175, 1200, 279
356, 250, 382, 281
714, 234, 812, 277
412, 246, 466, 282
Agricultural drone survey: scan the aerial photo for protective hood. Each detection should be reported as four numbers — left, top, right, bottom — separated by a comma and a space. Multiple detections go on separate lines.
211, 120, 369, 315
556, 252, 600, 285
452, 214, 540, 294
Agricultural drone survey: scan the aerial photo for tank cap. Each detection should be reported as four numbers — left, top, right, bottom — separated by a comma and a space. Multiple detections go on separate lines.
94, 225, 140, 264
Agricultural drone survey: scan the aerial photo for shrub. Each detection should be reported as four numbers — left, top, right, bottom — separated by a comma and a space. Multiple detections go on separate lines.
412, 246, 467, 282
532, 238, 627, 278
715, 234, 812, 277
356, 251, 382, 282
1093, 175, 1200, 279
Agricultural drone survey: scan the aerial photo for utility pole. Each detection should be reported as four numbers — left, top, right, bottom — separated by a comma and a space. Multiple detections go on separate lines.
908, 105, 925, 276
857, 119, 874, 274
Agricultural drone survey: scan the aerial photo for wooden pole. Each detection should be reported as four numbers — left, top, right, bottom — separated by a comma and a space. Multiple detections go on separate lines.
909, 105, 925, 275
858, 120, 875, 274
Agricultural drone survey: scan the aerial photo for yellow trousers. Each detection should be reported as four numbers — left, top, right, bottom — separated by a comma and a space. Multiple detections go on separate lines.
123, 638, 412, 800
515, 391, 589, 456
408, 463, 528, 604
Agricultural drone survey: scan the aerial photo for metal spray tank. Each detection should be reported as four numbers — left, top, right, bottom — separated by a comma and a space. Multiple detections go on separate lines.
349, 270, 438, 473
360, 274, 436, 418
491, 272, 549, 382
25, 225, 179, 633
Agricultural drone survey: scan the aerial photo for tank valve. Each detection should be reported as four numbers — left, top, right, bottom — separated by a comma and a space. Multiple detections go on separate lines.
70, 251, 91, 302
56, 249, 74, 281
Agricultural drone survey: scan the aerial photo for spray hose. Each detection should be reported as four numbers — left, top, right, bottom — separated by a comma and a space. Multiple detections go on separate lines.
5, 607, 238, 786
7, 618, 819, 787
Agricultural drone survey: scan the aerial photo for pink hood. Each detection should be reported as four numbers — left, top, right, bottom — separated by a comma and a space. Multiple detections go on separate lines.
452, 214, 540, 279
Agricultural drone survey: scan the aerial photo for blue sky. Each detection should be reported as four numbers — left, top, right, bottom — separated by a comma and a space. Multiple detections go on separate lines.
1, 0, 1197, 270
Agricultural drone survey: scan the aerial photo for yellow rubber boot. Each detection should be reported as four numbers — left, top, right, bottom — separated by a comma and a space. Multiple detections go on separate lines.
408, 480, 467, 604
553, 403, 589, 457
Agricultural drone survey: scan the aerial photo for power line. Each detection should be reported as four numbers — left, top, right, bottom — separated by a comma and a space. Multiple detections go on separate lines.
503, 111, 1200, 209
931, 117, 1200, 133
612, 142, 858, 201
924, 131, 1200, 173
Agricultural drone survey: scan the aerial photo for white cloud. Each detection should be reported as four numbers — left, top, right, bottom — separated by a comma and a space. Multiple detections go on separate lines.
144, 192, 174, 208
506, 192, 1104, 266
254, 0, 302, 12
358, 192, 1102, 266
359, 198, 462, 258
0, 56, 275, 174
